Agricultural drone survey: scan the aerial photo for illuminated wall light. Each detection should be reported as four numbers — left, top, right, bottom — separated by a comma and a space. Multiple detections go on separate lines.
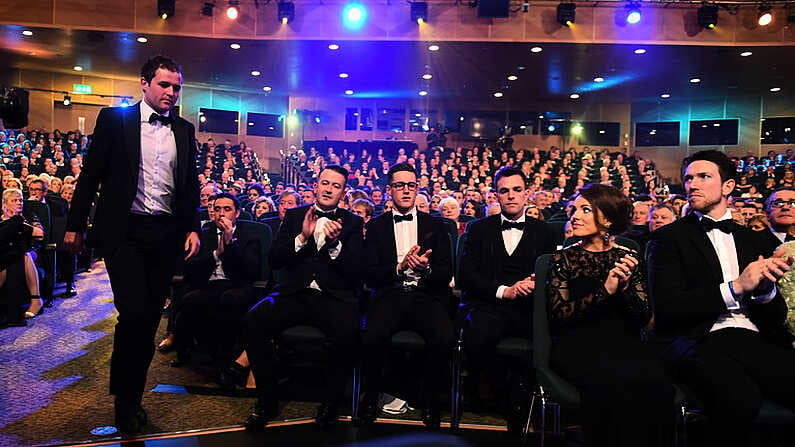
571, 123, 584, 135
697, 4, 719, 29
493, 92, 504, 98
634, 48, 646, 54
593, 77, 604, 83
157, 0, 175, 19
73, 65, 83, 71
410, 2, 428, 24
287, 113, 299, 128
278, 1, 295, 24
556, 2, 576, 27
770, 87, 782, 92
422, 74, 433, 80
136, 36, 148, 43
428, 44, 440, 51
251, 70, 261, 76
263, 86, 272, 92
660, 93, 671, 98
570, 93, 580, 99
507, 75, 518, 81
63, 95, 72, 106
226, 0, 240, 20
419, 90, 429, 96
530, 46, 543, 53
740, 51, 753, 57
328, 43, 340, 50
339, 73, 349, 78
690, 78, 701, 83
230, 43, 241, 50
22, 30, 33, 36
345, 89, 354, 95
625, 3, 642, 24
758, 3, 773, 26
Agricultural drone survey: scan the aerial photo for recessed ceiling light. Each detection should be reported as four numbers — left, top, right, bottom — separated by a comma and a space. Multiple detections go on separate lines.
73, 65, 83, 71
22, 30, 33, 36
530, 46, 543, 53
339, 73, 349, 78
262, 86, 272, 92
136, 36, 148, 43
328, 43, 340, 50
740, 51, 753, 57
419, 90, 428, 96
690, 78, 701, 83
493, 92, 504, 98
517, 66, 526, 71
422, 74, 433, 80
770, 87, 782, 92
428, 44, 440, 52
345, 89, 354, 95
230, 43, 241, 50
593, 77, 604, 83
507, 75, 518, 81
570, 93, 580, 99
251, 70, 261, 76
660, 93, 671, 98
634, 48, 647, 54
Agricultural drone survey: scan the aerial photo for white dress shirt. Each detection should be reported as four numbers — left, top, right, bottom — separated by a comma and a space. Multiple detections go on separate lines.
698, 210, 776, 333
393, 208, 422, 287
496, 214, 526, 299
294, 205, 342, 291
131, 100, 177, 215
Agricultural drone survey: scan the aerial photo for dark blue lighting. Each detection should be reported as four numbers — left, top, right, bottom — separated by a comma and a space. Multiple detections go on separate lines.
343, 3, 367, 30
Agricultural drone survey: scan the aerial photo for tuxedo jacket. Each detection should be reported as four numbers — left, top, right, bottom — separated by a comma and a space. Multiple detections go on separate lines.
459, 215, 557, 309
365, 211, 452, 301
648, 212, 786, 342
270, 205, 364, 303
66, 102, 200, 252
185, 221, 262, 289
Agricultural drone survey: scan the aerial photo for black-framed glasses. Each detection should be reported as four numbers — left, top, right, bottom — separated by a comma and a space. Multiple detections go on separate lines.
772, 199, 795, 208
390, 182, 418, 190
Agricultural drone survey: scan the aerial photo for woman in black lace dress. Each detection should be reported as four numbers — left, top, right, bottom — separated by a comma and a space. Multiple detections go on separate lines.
546, 183, 674, 447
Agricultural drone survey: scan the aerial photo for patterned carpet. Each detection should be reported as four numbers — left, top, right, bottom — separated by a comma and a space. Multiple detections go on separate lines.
0, 262, 506, 447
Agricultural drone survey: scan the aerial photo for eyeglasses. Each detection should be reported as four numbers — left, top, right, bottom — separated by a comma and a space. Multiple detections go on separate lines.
772, 199, 795, 208
390, 182, 418, 190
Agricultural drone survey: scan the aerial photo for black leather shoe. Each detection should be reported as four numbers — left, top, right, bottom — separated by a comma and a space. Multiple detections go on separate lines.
115, 399, 143, 433
219, 362, 249, 391
244, 400, 279, 431
60, 286, 77, 298
315, 403, 339, 428
355, 400, 378, 426
421, 408, 441, 430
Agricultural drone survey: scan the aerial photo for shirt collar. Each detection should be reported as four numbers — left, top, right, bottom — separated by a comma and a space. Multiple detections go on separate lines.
313, 204, 338, 214
695, 209, 732, 222
500, 213, 526, 224
140, 100, 170, 123
393, 207, 417, 218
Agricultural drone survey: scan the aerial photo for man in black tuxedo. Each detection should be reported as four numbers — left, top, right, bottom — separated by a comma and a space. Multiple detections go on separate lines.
359, 162, 454, 429
648, 150, 795, 447
172, 192, 261, 368
243, 165, 363, 429
459, 166, 556, 429
63, 56, 200, 433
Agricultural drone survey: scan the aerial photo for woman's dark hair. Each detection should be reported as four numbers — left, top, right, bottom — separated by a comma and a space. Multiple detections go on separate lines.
247, 183, 265, 196
462, 199, 484, 218
576, 183, 633, 235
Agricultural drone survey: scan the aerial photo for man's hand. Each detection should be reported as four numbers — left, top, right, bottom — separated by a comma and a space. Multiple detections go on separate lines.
399, 245, 421, 273
299, 208, 318, 244
503, 275, 536, 300
734, 255, 791, 296
217, 217, 235, 245
184, 231, 200, 260
406, 248, 432, 271
63, 231, 84, 254
323, 219, 343, 246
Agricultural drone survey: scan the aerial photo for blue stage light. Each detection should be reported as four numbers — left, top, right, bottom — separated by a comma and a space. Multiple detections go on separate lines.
547, 124, 557, 132
343, 3, 367, 29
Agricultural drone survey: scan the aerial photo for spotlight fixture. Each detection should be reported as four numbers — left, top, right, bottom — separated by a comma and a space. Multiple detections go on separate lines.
63, 95, 72, 106
758, 3, 773, 26
697, 4, 718, 29
557, 2, 576, 27
411, 2, 428, 24
278, 1, 295, 24
201, 2, 214, 16
226, 0, 240, 20
625, 2, 642, 24
120, 97, 131, 107
343, 3, 367, 30
157, 0, 175, 19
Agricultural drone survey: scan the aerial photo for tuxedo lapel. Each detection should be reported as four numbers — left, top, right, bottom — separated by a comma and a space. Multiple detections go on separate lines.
733, 228, 759, 270
383, 211, 398, 261
172, 117, 191, 187
124, 103, 142, 187
684, 213, 724, 283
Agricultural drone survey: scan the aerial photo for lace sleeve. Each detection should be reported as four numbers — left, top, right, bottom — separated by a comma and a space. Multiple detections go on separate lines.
619, 264, 652, 328
547, 250, 612, 324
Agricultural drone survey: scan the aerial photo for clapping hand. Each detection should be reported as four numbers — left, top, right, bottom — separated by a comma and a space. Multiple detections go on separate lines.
503, 274, 536, 300
399, 245, 433, 272
604, 254, 638, 295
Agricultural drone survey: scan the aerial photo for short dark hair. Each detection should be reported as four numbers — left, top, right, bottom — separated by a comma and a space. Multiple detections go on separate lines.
650, 203, 677, 217
493, 166, 527, 189
683, 150, 736, 183
387, 162, 417, 183
140, 55, 182, 83
247, 183, 265, 196
213, 192, 240, 211
576, 183, 633, 235
321, 164, 349, 181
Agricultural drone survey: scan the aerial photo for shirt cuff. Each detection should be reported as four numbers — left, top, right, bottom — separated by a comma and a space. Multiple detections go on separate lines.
720, 281, 741, 310
752, 284, 777, 304
496, 285, 508, 300
294, 235, 307, 252
213, 250, 220, 261
328, 241, 342, 260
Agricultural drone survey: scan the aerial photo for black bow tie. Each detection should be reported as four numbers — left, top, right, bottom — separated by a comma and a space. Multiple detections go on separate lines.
501, 220, 524, 231
700, 218, 734, 234
148, 112, 173, 126
785, 233, 795, 242
394, 213, 414, 223
314, 209, 338, 220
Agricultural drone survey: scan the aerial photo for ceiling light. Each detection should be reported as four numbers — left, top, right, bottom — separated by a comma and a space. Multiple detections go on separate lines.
428, 44, 440, 51
530, 46, 543, 53
570, 93, 580, 99
278, 1, 295, 24
518, 66, 526, 70
507, 75, 518, 81
634, 48, 646, 54
660, 93, 671, 98
422, 74, 433, 80
593, 77, 604, 83
493, 92, 504, 98
690, 78, 701, 83
136, 36, 149, 43
328, 43, 340, 50
343, 3, 368, 30
697, 4, 718, 29
770, 87, 782, 92
22, 30, 33, 36
63, 95, 72, 106
419, 90, 429, 96
226, 0, 240, 20
625, 3, 642, 24
740, 51, 753, 57
158, 0, 175, 19
73, 65, 83, 71
411, 2, 428, 24
263, 86, 272, 92
758, 3, 773, 26
345, 89, 354, 95
230, 43, 241, 50
339, 73, 349, 78
251, 70, 261, 76
557, 2, 576, 27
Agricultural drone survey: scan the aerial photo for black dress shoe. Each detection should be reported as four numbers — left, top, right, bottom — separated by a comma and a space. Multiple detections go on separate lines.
219, 362, 249, 390
244, 400, 279, 431
315, 403, 339, 428
115, 399, 143, 433
421, 408, 441, 430
60, 286, 77, 298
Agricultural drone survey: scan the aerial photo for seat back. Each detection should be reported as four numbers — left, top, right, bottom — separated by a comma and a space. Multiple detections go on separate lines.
532, 254, 554, 369
454, 231, 468, 286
